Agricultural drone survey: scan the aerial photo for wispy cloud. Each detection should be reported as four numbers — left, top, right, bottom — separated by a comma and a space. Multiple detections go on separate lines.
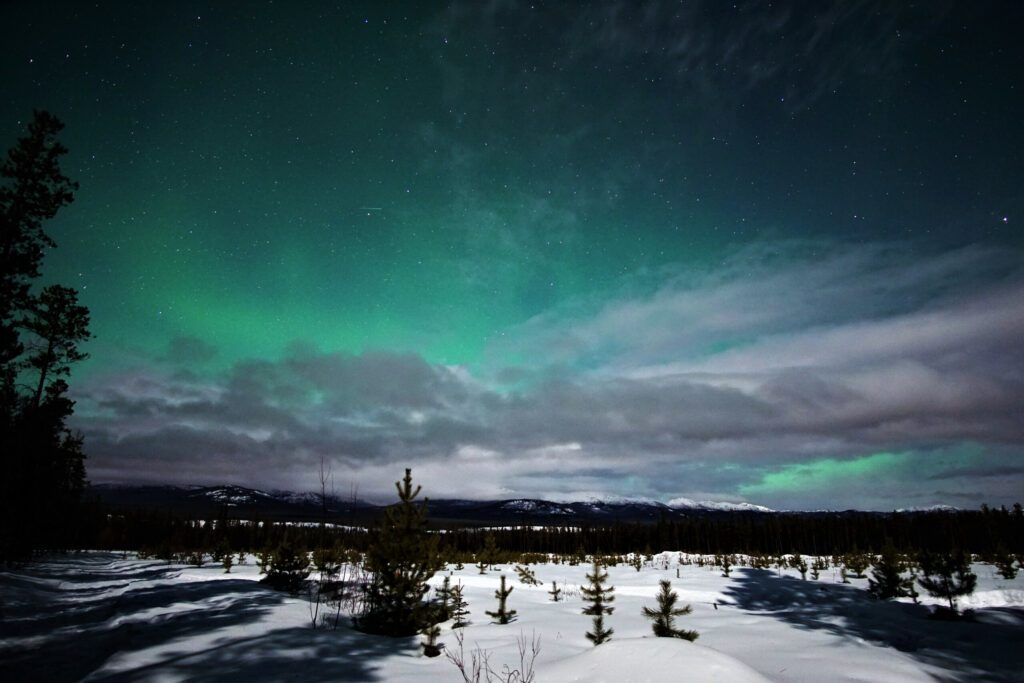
74, 241, 1024, 509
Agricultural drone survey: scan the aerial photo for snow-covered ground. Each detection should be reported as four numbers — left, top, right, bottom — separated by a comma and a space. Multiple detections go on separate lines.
2, 552, 1022, 681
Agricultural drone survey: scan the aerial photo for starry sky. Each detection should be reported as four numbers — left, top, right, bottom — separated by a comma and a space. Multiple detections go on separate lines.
3, 1, 1022, 509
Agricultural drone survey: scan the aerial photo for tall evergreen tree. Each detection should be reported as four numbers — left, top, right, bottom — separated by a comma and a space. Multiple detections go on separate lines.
0, 111, 77, 346
582, 560, 615, 645
1, 112, 89, 560
642, 580, 698, 641
358, 469, 440, 636
21, 285, 90, 411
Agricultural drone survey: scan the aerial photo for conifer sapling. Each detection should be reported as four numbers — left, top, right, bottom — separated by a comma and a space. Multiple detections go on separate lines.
642, 580, 698, 641
582, 561, 615, 645
917, 550, 977, 615
992, 546, 1018, 580
421, 623, 442, 657
515, 564, 541, 586
867, 543, 914, 600
486, 575, 517, 624
450, 582, 470, 628
790, 554, 808, 580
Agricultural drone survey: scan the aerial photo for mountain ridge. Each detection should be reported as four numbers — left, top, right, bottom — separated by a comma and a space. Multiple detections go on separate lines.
86, 483, 959, 524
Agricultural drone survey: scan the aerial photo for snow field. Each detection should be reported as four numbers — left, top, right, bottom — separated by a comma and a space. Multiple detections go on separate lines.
1, 551, 1022, 682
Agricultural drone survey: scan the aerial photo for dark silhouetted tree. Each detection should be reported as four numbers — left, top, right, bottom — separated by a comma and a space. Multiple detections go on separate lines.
21, 285, 90, 410
0, 111, 88, 560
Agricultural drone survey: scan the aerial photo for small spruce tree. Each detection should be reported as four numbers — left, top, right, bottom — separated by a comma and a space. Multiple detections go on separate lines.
256, 547, 272, 574
486, 575, 517, 624
918, 550, 977, 615
312, 546, 342, 582
716, 554, 733, 577
790, 554, 808, 580
992, 546, 1018, 580
749, 553, 770, 570
810, 556, 827, 580
421, 623, 442, 657
843, 548, 870, 578
548, 580, 562, 602
222, 552, 233, 574
867, 543, 914, 600
642, 580, 698, 641
582, 561, 615, 645
477, 533, 499, 574
450, 582, 470, 628
262, 541, 310, 593
515, 564, 541, 586
435, 575, 453, 621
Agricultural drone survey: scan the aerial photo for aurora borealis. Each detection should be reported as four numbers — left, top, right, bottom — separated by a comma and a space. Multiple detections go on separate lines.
2, 1, 1022, 509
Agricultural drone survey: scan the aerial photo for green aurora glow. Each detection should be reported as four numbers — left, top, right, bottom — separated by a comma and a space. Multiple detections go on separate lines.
2, 2, 1022, 507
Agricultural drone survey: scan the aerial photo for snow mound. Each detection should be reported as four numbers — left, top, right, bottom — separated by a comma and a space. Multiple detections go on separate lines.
541, 638, 771, 683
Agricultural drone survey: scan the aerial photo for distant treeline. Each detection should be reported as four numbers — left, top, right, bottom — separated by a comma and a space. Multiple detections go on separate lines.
56, 500, 1023, 559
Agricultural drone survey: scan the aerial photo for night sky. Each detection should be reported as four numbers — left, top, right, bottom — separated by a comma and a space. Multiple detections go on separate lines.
3, 1, 1022, 509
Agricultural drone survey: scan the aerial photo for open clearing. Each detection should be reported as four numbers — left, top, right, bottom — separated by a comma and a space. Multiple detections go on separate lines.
2, 552, 1022, 682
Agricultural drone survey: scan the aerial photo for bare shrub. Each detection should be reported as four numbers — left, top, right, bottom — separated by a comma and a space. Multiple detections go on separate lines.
446, 630, 540, 683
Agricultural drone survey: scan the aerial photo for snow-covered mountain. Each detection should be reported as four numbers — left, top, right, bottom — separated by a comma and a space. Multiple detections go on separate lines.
667, 496, 775, 513
88, 483, 782, 524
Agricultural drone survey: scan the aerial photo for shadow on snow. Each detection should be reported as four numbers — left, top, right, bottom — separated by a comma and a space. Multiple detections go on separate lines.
723, 568, 1024, 683
0, 553, 412, 682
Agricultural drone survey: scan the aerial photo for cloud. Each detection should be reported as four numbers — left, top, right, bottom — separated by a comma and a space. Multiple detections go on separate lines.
73, 241, 1024, 508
